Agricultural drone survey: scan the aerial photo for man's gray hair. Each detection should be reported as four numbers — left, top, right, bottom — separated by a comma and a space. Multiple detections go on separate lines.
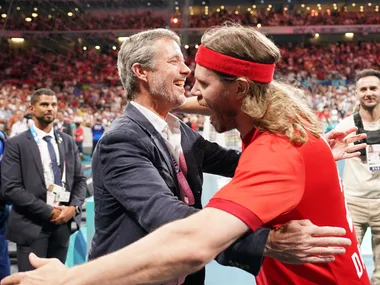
117, 29, 181, 100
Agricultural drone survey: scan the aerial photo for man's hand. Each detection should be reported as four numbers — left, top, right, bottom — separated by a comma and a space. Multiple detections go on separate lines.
1, 253, 68, 285
50, 206, 76, 225
50, 208, 61, 221
324, 127, 367, 161
264, 219, 351, 264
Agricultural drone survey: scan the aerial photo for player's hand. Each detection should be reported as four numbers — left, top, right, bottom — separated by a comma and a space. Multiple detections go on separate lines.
264, 219, 351, 264
1, 253, 68, 285
324, 127, 367, 161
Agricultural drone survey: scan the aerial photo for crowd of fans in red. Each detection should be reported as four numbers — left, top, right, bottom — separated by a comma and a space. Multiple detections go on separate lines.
1, 40, 378, 134
1, 8, 380, 31
184, 10, 380, 28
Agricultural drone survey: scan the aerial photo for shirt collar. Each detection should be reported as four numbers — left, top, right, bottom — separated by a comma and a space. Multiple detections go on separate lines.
34, 124, 55, 140
241, 127, 260, 152
130, 101, 180, 134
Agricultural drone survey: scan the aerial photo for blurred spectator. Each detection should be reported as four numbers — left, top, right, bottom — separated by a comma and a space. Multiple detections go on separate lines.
9, 110, 28, 138
91, 117, 105, 155
74, 122, 84, 158
54, 111, 72, 136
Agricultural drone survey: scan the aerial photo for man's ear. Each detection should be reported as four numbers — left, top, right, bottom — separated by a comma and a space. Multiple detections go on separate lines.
235, 78, 250, 100
131, 63, 149, 83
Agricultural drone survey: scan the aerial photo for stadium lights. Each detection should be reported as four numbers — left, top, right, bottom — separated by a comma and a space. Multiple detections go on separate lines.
34, 7, 38, 11
217, 8, 221, 12
83, 47, 87, 51
10, 38, 24, 43
16, 7, 20, 10
48, 15, 52, 18
345, 32, 354, 38
67, 12, 73, 17
195, 44, 199, 49
368, 3, 372, 6
235, 11, 239, 14
301, 4, 305, 8
32, 13, 38, 18
314, 33, 320, 38
1, 14, 6, 18
252, 5, 256, 8
257, 23, 262, 28
112, 46, 117, 50
75, 8, 79, 11
221, 6, 225, 9
25, 17, 32, 22
95, 46, 100, 50
184, 45, 189, 49
352, 3, 356, 7
118, 37, 128, 42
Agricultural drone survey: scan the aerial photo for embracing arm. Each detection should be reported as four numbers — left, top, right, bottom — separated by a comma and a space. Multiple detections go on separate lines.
2, 208, 352, 285
174, 97, 211, 116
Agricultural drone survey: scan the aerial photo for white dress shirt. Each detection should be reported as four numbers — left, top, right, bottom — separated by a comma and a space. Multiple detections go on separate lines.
34, 126, 61, 188
130, 101, 183, 163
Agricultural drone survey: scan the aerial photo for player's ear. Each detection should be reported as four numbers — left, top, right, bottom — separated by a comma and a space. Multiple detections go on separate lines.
235, 78, 250, 101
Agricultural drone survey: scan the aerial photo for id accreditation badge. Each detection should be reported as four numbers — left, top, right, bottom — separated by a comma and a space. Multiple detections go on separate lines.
47, 184, 64, 206
57, 191, 71, 203
366, 144, 380, 172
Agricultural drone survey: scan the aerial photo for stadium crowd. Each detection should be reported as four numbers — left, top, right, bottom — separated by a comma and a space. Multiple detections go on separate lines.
0, 40, 379, 136
1, 8, 380, 31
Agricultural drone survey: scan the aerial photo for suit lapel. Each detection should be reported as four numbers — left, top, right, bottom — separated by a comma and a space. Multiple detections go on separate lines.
180, 124, 200, 185
26, 131, 45, 185
125, 103, 177, 180
55, 131, 65, 175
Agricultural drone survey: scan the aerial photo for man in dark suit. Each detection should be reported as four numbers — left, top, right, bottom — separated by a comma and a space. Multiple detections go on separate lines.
88, 29, 349, 285
54, 111, 72, 136
0, 88, 87, 272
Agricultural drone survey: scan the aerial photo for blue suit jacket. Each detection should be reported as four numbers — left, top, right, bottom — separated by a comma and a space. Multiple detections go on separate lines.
90, 103, 269, 284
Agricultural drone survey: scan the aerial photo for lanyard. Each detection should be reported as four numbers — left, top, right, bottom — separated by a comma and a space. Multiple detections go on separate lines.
30, 123, 66, 186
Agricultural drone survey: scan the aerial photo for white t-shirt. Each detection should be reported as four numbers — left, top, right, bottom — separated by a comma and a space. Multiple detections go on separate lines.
335, 115, 380, 199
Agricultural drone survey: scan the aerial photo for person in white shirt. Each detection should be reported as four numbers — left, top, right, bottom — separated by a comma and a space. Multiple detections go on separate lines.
334, 68, 380, 285
10, 110, 28, 138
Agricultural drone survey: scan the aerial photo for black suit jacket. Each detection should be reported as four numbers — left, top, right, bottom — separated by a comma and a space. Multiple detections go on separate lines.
89, 104, 268, 283
0, 129, 87, 245
54, 122, 72, 136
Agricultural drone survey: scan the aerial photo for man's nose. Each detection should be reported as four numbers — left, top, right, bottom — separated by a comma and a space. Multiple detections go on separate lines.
180, 62, 191, 76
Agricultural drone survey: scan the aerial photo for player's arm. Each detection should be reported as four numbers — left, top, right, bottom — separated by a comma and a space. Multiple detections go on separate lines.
2, 208, 248, 285
173, 96, 211, 115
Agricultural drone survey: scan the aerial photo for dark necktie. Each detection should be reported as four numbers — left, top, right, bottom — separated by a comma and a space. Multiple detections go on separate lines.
43, 135, 62, 186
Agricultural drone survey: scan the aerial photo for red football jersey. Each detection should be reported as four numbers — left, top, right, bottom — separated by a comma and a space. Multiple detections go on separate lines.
207, 129, 370, 285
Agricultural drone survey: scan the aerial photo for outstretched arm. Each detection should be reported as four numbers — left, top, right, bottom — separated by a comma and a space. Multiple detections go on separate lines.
2, 211, 351, 285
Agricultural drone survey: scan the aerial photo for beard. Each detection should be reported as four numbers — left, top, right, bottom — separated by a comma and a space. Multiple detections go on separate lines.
211, 111, 237, 134
36, 114, 55, 125
150, 75, 185, 107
